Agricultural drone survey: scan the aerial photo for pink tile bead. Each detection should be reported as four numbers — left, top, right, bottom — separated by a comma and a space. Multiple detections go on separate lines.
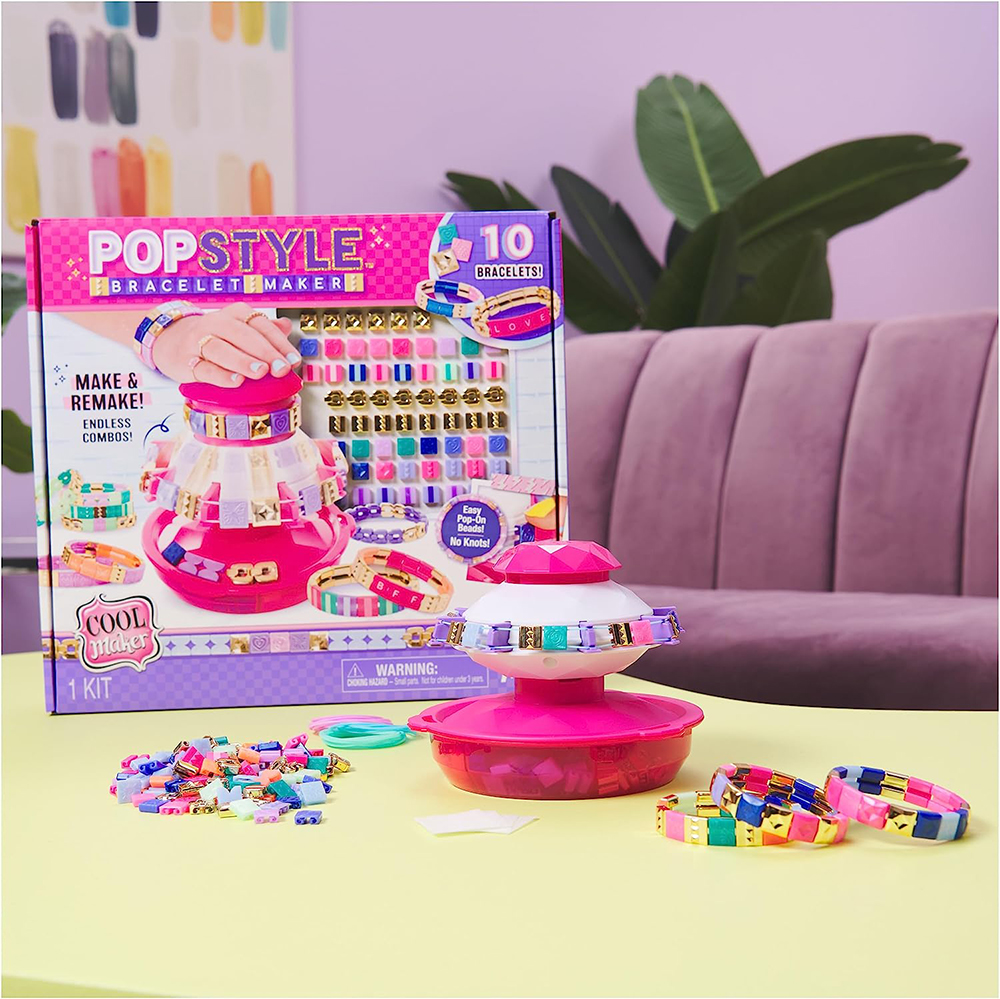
789, 811, 820, 842
451, 237, 473, 262
415, 338, 436, 357
747, 765, 772, 782
374, 439, 394, 458
347, 339, 367, 359
324, 338, 344, 358
369, 338, 389, 358
376, 461, 395, 481
301, 364, 320, 383
833, 818, 850, 843
326, 364, 344, 383
418, 364, 435, 382
904, 787, 932, 807
664, 809, 685, 840
372, 364, 390, 383
907, 776, 933, 798
630, 619, 654, 644
465, 436, 486, 456
855, 794, 889, 828
825, 777, 844, 808
438, 337, 458, 357
421, 460, 440, 480
392, 339, 411, 357
839, 784, 863, 813
467, 459, 486, 478
487, 360, 504, 380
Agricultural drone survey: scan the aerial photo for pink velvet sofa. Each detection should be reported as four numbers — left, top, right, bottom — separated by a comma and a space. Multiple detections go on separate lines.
566, 312, 998, 709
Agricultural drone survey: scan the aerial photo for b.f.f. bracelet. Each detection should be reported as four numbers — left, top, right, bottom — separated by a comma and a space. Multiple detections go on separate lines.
308, 564, 406, 617
351, 547, 453, 614
710, 764, 849, 844
414, 279, 484, 319
133, 300, 204, 374
824, 766, 970, 841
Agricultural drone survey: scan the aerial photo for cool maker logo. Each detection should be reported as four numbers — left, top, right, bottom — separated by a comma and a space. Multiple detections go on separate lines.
87, 226, 367, 297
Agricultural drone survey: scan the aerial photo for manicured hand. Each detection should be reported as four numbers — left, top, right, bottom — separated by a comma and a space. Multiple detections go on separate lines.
151, 303, 301, 386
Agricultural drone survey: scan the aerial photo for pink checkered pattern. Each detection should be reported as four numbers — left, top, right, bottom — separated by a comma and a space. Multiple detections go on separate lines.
33, 214, 444, 310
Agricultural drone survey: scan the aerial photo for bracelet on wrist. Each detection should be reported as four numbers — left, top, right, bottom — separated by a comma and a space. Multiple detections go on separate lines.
133, 300, 204, 374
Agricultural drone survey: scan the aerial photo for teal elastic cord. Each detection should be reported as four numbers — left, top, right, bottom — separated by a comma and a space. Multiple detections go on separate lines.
317, 722, 417, 750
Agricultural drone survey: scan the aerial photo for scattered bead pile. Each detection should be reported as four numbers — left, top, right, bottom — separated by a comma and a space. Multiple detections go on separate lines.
110, 733, 350, 824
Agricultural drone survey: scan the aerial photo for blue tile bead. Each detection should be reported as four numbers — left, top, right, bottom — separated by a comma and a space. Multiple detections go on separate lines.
258, 741, 281, 752
518, 524, 535, 543
162, 541, 186, 566
426, 299, 452, 316
830, 766, 848, 779
790, 793, 815, 810
861, 767, 886, 784
955, 807, 969, 839
336, 441, 348, 456
792, 779, 818, 800
488, 435, 508, 453
420, 437, 439, 455
857, 780, 883, 796
351, 463, 370, 480
138, 798, 165, 813
437, 223, 458, 245
298, 337, 319, 357
913, 810, 943, 840
349, 363, 368, 382
394, 363, 412, 382
734, 792, 765, 826
435, 279, 460, 294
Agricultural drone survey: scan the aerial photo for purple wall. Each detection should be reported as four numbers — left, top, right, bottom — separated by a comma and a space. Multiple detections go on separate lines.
293, 1, 999, 322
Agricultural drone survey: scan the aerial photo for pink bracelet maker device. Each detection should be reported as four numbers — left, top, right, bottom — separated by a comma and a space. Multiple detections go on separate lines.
140, 372, 354, 613
409, 541, 703, 799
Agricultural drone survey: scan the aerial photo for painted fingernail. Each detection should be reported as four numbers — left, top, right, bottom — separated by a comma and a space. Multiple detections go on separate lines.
231, 373, 241, 383
250, 360, 265, 373
272, 358, 288, 374
286, 351, 301, 364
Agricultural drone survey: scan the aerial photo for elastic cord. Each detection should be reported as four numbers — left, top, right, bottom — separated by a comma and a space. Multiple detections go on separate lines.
316, 722, 416, 750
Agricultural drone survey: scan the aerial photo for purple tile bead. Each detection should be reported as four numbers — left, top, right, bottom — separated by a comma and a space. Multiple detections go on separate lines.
445, 459, 464, 479
225, 414, 251, 440
157, 480, 180, 511
398, 460, 417, 482
219, 499, 250, 529
299, 484, 322, 516
400, 487, 418, 506
289, 631, 310, 652
377, 487, 396, 503
250, 634, 270, 653
271, 409, 291, 435
273, 442, 299, 467
189, 410, 207, 436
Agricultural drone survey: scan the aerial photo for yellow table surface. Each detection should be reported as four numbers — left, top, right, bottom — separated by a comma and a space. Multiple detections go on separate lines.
2, 651, 996, 998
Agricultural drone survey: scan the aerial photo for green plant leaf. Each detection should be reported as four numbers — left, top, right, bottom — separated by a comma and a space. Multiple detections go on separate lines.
665, 220, 690, 266
2, 271, 27, 332
636, 74, 763, 230
642, 211, 741, 331
2, 408, 33, 472
446, 170, 640, 332
550, 166, 661, 309
723, 231, 832, 326
732, 135, 968, 273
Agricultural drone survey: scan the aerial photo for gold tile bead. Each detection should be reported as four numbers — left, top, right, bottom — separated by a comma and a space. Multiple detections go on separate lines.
419, 414, 437, 431
344, 273, 364, 292
446, 621, 465, 645
366, 311, 386, 331
299, 312, 318, 332
462, 387, 482, 406
94, 506, 107, 519
230, 635, 250, 653
176, 490, 201, 519
432, 249, 459, 276
684, 816, 708, 845
395, 414, 414, 432
695, 790, 717, 810
442, 412, 461, 430
351, 415, 370, 433
609, 622, 634, 647
347, 389, 368, 408
760, 804, 793, 838
735, 821, 763, 847
325, 390, 346, 409
484, 386, 506, 405
319, 479, 338, 506
412, 310, 432, 331
289, 405, 301, 431
720, 786, 740, 816
487, 411, 507, 429
885, 804, 918, 836
881, 784, 906, 801
394, 389, 414, 407
309, 632, 329, 651
345, 311, 363, 332
438, 388, 460, 407
206, 413, 226, 438
518, 626, 542, 650
251, 500, 280, 526
813, 818, 839, 844
329, 416, 347, 434
370, 389, 391, 407
250, 415, 271, 438
389, 311, 410, 331
883, 771, 909, 792
416, 389, 437, 407
374, 414, 393, 433
322, 311, 341, 333
465, 412, 484, 430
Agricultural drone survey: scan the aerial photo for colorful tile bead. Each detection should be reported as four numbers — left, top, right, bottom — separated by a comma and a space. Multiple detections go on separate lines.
369, 363, 388, 383
420, 437, 439, 455
487, 360, 505, 380
398, 461, 417, 482
225, 414, 250, 440
464, 361, 481, 380
421, 460, 441, 481
437, 223, 458, 245
445, 436, 463, 454
441, 362, 459, 382
394, 363, 412, 382
298, 338, 319, 357
347, 339, 367, 359
466, 436, 486, 456
348, 363, 367, 383
467, 459, 487, 478
351, 463, 370, 480
397, 437, 416, 456
325, 364, 344, 383
369, 338, 390, 358
351, 439, 370, 459
375, 461, 395, 481
324, 338, 344, 358
489, 458, 508, 475
438, 337, 458, 357
374, 438, 394, 458
400, 487, 419, 506
418, 364, 435, 382
488, 435, 508, 453
451, 237, 473, 262
375, 486, 396, 503
353, 487, 372, 504
415, 338, 436, 357
445, 459, 464, 478
301, 363, 321, 383
392, 339, 412, 357
461, 337, 480, 356
424, 486, 442, 505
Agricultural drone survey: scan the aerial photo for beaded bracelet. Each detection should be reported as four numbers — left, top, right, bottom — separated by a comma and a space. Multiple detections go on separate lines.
62, 512, 137, 532
308, 564, 406, 617
184, 401, 302, 441
133, 300, 204, 374
347, 503, 427, 544
824, 766, 970, 841
710, 764, 849, 844
60, 542, 144, 584
414, 279, 485, 319
430, 607, 681, 654
351, 547, 453, 614
657, 792, 787, 847
38, 554, 110, 588
53, 470, 135, 521
470, 287, 561, 339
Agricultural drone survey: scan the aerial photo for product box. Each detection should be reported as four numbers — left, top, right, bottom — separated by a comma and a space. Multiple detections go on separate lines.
26, 212, 567, 713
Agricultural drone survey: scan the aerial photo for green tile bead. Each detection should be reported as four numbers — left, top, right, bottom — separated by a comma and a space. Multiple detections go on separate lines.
460, 337, 481, 356
397, 437, 416, 456
707, 817, 737, 846
268, 779, 294, 797
542, 625, 568, 651
442, 363, 459, 382
304, 756, 329, 772
351, 439, 371, 459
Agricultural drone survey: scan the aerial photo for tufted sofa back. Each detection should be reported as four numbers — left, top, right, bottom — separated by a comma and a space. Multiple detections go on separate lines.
565, 312, 997, 597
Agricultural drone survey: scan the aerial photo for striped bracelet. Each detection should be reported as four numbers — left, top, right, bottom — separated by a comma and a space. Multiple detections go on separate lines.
656, 791, 787, 847
308, 564, 405, 617
134, 300, 204, 374
824, 766, 969, 841
62, 513, 137, 532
